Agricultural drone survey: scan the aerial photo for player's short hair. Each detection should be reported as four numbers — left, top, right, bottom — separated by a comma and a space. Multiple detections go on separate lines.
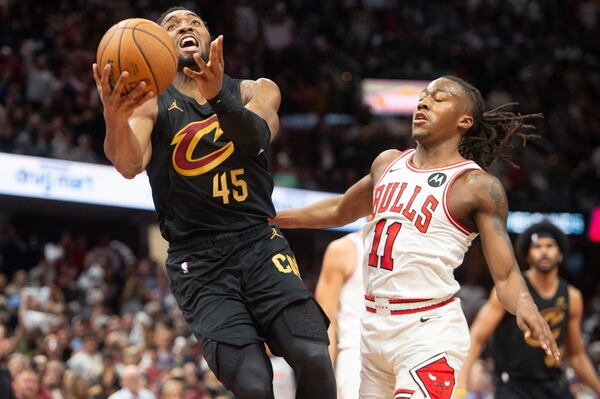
516, 220, 568, 260
157, 6, 190, 25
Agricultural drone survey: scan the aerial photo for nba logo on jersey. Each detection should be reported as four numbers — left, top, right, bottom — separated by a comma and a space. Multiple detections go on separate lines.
180, 261, 189, 274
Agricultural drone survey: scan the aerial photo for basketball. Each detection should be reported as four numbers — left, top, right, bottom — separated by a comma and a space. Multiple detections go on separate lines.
96, 18, 177, 96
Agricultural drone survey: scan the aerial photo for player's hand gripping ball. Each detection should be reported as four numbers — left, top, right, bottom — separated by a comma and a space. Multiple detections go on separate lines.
96, 18, 178, 96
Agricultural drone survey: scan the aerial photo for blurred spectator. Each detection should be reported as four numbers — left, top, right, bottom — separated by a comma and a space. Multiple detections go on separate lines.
12, 368, 49, 399
42, 360, 64, 399
108, 364, 155, 399
466, 361, 493, 399
67, 333, 103, 382
160, 379, 184, 399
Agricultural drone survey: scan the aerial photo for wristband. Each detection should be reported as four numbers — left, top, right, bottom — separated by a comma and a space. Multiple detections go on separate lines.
207, 89, 238, 115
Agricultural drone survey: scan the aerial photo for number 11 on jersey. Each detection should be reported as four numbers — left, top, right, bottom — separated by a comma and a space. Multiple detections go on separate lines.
368, 219, 402, 271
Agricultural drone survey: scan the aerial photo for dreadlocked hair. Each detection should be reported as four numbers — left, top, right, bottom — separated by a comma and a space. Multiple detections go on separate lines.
442, 75, 543, 169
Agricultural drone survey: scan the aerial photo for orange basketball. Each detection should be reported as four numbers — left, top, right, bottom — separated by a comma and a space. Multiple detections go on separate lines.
96, 18, 178, 96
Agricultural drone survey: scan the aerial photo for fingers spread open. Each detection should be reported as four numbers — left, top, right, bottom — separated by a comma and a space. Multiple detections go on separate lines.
100, 64, 113, 94
183, 66, 205, 81
193, 53, 210, 73
92, 64, 101, 86
217, 35, 224, 69
112, 71, 129, 98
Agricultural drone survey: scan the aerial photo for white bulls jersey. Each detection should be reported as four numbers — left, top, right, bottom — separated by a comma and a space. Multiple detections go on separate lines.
363, 149, 481, 300
337, 232, 364, 351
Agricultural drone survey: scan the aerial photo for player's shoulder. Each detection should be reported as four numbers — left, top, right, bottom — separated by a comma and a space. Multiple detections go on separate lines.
456, 169, 507, 213
370, 149, 407, 178
324, 234, 360, 274
240, 78, 280, 105
328, 233, 360, 253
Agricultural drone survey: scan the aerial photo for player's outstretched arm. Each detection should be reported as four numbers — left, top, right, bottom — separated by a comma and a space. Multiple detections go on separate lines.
454, 289, 505, 398
470, 171, 560, 360
93, 63, 156, 179
273, 149, 398, 229
184, 35, 278, 156
565, 286, 600, 394
315, 236, 356, 364
273, 174, 373, 229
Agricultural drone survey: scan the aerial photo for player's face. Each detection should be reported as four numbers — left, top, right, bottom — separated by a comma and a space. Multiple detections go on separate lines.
527, 237, 562, 274
412, 78, 473, 144
161, 10, 211, 71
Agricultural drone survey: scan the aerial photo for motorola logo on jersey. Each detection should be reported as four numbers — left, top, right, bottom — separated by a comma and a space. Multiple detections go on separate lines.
427, 172, 447, 187
171, 115, 234, 177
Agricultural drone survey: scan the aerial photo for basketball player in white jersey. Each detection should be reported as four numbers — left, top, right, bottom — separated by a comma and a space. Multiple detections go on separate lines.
316, 231, 364, 399
273, 76, 560, 399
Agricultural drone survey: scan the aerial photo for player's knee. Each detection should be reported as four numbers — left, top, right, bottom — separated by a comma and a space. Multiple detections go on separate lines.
294, 343, 332, 375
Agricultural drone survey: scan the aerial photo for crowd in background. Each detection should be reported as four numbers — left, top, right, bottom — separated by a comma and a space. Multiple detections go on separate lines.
0, 0, 598, 210
0, 224, 598, 398
0, 0, 599, 398
0, 228, 239, 398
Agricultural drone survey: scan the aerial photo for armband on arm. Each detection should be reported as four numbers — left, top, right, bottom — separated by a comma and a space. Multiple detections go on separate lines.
208, 89, 270, 156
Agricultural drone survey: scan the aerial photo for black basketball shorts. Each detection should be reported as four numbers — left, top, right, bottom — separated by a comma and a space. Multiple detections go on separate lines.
165, 224, 317, 347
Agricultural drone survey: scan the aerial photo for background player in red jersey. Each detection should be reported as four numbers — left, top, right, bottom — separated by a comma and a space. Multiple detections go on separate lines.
455, 221, 600, 399
274, 76, 560, 399
93, 6, 335, 399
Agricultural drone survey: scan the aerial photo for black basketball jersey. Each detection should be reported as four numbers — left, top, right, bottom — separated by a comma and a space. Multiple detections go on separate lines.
492, 274, 569, 381
146, 75, 276, 242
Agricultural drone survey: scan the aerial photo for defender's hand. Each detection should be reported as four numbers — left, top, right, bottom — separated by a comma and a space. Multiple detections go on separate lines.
515, 297, 560, 361
92, 63, 154, 125
183, 35, 224, 100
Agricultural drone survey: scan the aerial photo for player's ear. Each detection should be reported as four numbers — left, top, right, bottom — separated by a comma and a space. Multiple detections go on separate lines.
458, 114, 474, 131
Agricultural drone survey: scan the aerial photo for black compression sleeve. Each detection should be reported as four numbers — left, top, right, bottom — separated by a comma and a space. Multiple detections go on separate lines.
208, 88, 270, 156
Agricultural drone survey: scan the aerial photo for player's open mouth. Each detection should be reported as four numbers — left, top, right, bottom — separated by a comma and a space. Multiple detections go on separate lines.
179, 35, 199, 52
413, 112, 429, 124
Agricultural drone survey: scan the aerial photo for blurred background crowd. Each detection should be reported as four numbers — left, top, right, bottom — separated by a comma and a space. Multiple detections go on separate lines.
0, 0, 599, 398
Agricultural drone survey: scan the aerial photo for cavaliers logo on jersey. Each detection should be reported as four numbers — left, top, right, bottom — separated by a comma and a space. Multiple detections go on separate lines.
525, 304, 566, 367
171, 115, 234, 176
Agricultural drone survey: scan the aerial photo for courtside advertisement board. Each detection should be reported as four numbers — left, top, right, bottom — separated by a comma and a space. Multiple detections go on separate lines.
0, 153, 586, 235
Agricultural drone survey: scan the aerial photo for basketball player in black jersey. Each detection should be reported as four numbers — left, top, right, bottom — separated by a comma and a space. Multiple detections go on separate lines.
455, 221, 600, 398
92, 7, 335, 399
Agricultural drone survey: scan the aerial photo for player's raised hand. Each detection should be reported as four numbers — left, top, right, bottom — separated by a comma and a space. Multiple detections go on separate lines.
183, 35, 224, 100
92, 63, 154, 124
515, 297, 560, 361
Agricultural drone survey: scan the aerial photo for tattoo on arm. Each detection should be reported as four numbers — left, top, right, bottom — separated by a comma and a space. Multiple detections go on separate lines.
466, 170, 485, 184
489, 179, 512, 246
